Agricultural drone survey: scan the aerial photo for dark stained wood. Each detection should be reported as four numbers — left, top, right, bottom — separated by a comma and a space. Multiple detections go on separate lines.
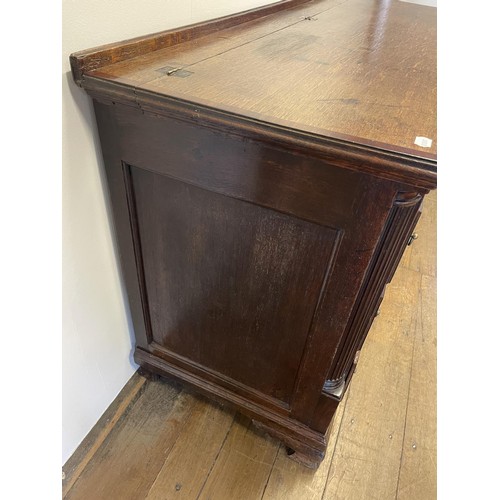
134, 348, 328, 455
288, 178, 396, 425
70, 0, 436, 468
83, 75, 436, 189
309, 391, 340, 434
93, 95, 420, 465
92, 102, 150, 350
322, 191, 424, 409
130, 166, 340, 404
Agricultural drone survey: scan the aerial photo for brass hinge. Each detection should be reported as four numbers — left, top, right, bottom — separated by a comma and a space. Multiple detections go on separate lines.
156, 65, 193, 78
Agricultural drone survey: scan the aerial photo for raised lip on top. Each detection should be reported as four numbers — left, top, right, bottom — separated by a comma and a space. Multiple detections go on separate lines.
70, 0, 314, 84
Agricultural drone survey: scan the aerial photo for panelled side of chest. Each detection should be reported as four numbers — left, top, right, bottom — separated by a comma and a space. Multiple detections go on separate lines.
91, 96, 424, 466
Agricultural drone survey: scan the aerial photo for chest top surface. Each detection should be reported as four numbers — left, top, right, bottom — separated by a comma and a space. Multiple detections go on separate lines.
72, 0, 437, 178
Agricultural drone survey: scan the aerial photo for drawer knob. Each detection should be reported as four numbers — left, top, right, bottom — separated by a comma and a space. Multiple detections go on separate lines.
407, 233, 419, 246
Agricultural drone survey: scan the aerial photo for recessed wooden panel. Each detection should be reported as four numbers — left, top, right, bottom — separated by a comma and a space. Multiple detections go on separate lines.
128, 165, 341, 404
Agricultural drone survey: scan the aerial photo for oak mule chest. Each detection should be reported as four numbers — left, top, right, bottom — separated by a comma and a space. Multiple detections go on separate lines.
70, 0, 436, 467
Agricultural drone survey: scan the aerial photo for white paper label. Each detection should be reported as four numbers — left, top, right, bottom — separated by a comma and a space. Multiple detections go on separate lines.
414, 136, 433, 148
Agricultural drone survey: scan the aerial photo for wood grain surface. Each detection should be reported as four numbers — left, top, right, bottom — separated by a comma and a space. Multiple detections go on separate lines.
62, 373, 147, 497
65, 380, 191, 500
93, 94, 423, 467
395, 273, 436, 500
145, 397, 236, 499
73, 0, 436, 159
63, 190, 436, 500
322, 267, 421, 499
70, 0, 313, 81
130, 166, 340, 404
197, 413, 281, 500
262, 391, 348, 499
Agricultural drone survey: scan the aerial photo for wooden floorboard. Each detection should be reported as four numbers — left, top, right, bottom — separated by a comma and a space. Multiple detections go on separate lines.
322, 267, 421, 500
145, 396, 235, 499
65, 379, 191, 500
261, 390, 349, 500
197, 413, 281, 500
62, 372, 147, 497
395, 274, 437, 500
63, 195, 437, 500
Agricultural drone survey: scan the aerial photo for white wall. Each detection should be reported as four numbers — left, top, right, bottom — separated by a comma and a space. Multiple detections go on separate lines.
62, 0, 274, 465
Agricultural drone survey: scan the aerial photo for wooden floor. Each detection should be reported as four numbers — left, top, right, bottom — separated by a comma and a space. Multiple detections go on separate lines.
63, 191, 436, 500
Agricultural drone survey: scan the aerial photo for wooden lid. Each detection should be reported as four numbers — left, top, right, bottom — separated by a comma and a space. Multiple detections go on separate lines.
71, 0, 437, 186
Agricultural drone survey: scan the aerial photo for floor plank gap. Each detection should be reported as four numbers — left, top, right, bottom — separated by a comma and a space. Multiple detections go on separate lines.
260, 443, 283, 500
195, 413, 237, 500
394, 277, 420, 500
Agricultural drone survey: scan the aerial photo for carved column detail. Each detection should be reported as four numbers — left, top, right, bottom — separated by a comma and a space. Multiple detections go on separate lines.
324, 191, 423, 394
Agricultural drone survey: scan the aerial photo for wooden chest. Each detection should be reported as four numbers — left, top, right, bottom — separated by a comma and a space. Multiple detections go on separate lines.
70, 0, 436, 467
